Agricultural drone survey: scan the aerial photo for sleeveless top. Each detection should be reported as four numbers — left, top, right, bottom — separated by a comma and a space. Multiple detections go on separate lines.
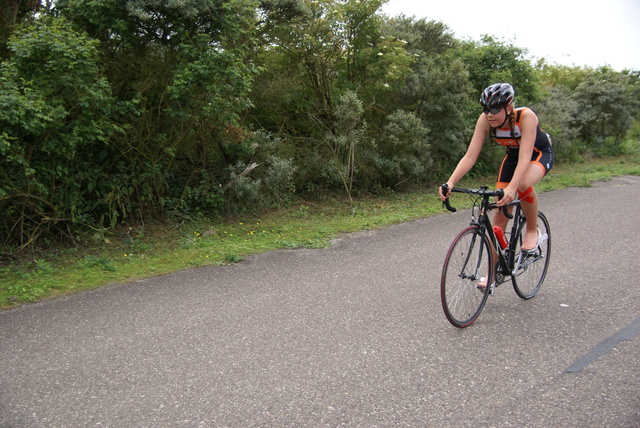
492, 107, 552, 151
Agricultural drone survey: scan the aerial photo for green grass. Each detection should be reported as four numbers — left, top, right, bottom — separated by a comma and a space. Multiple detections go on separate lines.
1, 153, 639, 309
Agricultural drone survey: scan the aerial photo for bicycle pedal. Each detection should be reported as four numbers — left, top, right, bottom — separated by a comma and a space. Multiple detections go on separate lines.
476, 279, 496, 295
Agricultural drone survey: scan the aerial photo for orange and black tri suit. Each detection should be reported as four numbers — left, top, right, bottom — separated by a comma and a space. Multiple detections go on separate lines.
493, 107, 554, 189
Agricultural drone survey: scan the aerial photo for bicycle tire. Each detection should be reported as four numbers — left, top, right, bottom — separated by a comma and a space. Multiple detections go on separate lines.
511, 211, 551, 299
441, 226, 492, 327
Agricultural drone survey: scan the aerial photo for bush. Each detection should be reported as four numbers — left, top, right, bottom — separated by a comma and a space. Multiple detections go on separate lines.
0, 17, 121, 249
374, 110, 431, 188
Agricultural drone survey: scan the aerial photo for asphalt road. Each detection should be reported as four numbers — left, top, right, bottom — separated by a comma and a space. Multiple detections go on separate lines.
1, 176, 639, 428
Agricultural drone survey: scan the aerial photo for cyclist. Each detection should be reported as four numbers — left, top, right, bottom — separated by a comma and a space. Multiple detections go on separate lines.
439, 83, 554, 253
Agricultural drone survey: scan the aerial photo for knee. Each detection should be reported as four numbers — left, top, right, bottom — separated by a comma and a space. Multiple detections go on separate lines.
517, 181, 535, 192
517, 186, 535, 203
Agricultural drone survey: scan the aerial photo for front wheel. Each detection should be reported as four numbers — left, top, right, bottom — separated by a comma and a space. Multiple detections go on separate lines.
511, 211, 551, 299
441, 226, 492, 328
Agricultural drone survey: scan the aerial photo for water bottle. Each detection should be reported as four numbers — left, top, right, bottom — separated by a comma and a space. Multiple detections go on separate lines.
493, 226, 508, 249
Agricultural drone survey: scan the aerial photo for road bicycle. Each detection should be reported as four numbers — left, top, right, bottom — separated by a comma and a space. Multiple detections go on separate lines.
439, 184, 551, 328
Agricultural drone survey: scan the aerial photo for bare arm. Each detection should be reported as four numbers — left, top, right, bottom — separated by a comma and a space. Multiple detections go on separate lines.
439, 114, 489, 200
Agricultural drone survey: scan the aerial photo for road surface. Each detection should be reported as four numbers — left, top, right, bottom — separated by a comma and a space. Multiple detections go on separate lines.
1, 176, 639, 427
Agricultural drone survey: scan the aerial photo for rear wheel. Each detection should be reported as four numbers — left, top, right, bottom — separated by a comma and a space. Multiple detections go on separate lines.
511, 211, 551, 299
441, 226, 492, 327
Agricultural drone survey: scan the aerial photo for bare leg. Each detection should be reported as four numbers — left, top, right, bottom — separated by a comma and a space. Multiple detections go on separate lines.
519, 189, 540, 250
492, 207, 510, 232
518, 164, 546, 251
479, 163, 546, 288
477, 206, 511, 289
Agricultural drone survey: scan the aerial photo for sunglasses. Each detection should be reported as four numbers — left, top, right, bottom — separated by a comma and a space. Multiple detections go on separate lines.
482, 106, 504, 115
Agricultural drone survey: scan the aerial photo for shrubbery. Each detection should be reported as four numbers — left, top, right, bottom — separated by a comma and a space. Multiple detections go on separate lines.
0, 1, 638, 251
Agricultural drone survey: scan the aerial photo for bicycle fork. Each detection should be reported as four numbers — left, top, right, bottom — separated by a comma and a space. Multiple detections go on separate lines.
483, 225, 508, 296
457, 229, 498, 295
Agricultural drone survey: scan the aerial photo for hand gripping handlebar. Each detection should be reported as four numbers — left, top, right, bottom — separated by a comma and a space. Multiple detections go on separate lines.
440, 184, 512, 218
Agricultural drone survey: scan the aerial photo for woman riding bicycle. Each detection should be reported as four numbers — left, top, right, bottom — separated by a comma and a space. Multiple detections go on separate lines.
439, 83, 554, 252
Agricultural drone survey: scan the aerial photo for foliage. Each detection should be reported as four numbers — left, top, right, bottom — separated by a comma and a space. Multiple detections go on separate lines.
537, 66, 639, 159
321, 90, 368, 199
404, 58, 473, 175
573, 68, 636, 152
222, 131, 297, 213
2, 153, 638, 307
0, 0, 638, 252
530, 85, 583, 162
55, 0, 262, 214
255, 0, 412, 124
0, 17, 121, 249
374, 109, 431, 187
381, 16, 473, 176
456, 35, 540, 105
0, 0, 40, 58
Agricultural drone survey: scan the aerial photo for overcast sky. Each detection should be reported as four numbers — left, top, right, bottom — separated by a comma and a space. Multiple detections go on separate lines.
380, 0, 640, 71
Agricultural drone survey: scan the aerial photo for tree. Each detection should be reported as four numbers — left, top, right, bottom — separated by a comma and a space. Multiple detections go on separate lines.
530, 85, 582, 161
0, 17, 119, 248
374, 109, 431, 187
247, 0, 414, 195
257, 0, 412, 128
573, 67, 636, 150
535, 60, 593, 91
55, 0, 261, 215
456, 35, 539, 106
381, 16, 473, 177
0, 0, 40, 58
322, 90, 368, 200
382, 14, 455, 58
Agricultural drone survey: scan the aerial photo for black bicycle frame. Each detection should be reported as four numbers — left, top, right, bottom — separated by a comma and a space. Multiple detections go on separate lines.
442, 184, 522, 284
459, 200, 521, 282
459, 230, 484, 282
479, 201, 523, 281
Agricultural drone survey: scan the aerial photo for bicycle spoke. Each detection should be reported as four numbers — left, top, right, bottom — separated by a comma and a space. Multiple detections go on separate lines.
511, 212, 551, 299
441, 227, 491, 327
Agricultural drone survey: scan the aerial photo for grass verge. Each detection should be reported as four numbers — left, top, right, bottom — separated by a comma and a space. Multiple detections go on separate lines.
1, 154, 639, 309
